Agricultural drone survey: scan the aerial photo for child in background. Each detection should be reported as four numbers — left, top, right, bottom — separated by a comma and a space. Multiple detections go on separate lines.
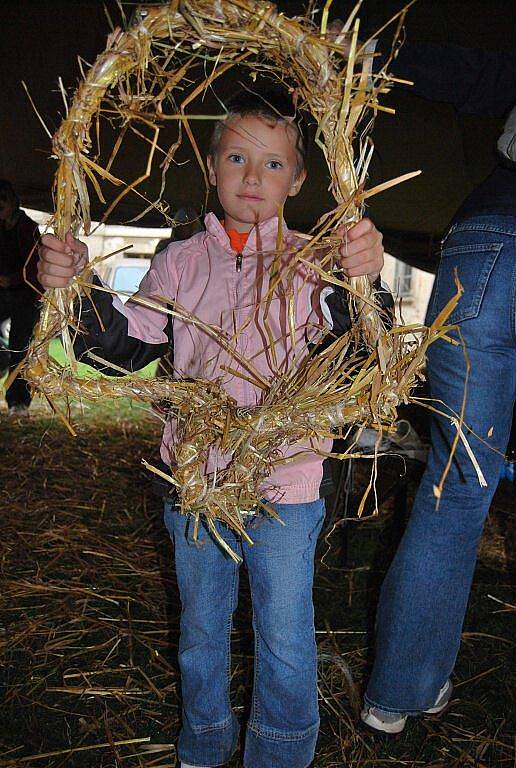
0, 179, 41, 414
38, 89, 387, 768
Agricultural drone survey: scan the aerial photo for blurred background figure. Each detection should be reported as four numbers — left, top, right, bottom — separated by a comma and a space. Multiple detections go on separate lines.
155, 204, 204, 257
0, 180, 41, 416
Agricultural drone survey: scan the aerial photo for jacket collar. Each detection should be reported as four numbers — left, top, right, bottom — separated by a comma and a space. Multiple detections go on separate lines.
204, 212, 289, 253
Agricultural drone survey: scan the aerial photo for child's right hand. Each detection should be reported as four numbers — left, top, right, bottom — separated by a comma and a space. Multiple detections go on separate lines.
37, 232, 88, 289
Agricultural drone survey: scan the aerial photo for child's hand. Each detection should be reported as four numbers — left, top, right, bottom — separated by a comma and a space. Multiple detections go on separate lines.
38, 232, 88, 289
337, 218, 384, 283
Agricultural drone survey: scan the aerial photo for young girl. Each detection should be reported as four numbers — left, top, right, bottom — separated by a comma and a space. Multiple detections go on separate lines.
38, 89, 386, 768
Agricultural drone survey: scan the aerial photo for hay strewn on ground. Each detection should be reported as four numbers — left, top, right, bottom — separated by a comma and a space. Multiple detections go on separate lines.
1, 402, 514, 767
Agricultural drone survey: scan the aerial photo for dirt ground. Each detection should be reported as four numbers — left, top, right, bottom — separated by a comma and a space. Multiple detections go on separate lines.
0, 400, 514, 767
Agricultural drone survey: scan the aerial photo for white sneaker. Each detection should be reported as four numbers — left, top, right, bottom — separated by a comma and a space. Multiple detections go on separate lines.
423, 678, 454, 714
181, 763, 212, 768
7, 404, 30, 417
355, 420, 428, 463
361, 679, 453, 735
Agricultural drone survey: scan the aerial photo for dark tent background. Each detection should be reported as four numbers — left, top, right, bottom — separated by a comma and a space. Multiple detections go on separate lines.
1, 0, 513, 271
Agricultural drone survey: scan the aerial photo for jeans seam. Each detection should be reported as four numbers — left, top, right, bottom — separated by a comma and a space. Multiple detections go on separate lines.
512, 259, 516, 343
226, 559, 238, 707
190, 714, 234, 734
445, 221, 516, 238
249, 609, 261, 727
247, 721, 319, 742
439, 242, 503, 255
363, 693, 409, 715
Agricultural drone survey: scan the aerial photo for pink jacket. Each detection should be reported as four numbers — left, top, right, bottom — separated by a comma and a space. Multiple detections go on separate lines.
103, 214, 334, 503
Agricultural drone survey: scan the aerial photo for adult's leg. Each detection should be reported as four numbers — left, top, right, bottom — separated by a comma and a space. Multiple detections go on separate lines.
0, 297, 12, 378
243, 499, 326, 768
5, 288, 40, 408
164, 500, 241, 766
366, 216, 516, 713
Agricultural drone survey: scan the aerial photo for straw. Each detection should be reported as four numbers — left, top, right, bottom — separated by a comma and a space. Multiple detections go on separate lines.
23, 1, 461, 551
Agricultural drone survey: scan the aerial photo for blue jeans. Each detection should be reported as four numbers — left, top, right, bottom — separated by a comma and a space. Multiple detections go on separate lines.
366, 214, 516, 714
164, 498, 326, 767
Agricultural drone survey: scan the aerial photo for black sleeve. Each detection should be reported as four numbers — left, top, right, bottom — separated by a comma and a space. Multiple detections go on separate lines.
372, 275, 395, 327
323, 276, 394, 337
375, 41, 516, 118
73, 276, 171, 377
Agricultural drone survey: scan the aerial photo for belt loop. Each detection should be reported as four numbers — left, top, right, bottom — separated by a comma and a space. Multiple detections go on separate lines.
441, 222, 457, 249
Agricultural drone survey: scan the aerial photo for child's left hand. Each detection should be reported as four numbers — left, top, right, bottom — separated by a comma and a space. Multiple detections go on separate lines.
337, 218, 384, 282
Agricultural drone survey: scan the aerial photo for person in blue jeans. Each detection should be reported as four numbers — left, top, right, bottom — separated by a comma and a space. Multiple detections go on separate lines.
361, 44, 515, 731
362, 208, 515, 733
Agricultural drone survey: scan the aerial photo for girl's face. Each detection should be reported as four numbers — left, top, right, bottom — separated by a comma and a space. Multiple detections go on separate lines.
207, 114, 306, 233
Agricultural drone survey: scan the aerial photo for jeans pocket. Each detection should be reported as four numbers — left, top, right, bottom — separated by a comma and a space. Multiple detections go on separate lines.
163, 499, 178, 541
164, 500, 211, 547
427, 242, 503, 325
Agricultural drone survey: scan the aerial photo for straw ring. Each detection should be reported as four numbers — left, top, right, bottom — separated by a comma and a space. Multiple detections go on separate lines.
23, 1, 455, 556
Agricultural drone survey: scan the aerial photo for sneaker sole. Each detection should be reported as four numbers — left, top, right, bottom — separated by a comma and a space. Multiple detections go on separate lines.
359, 712, 407, 736
361, 681, 453, 736
361, 698, 453, 737
359, 718, 406, 737
360, 705, 451, 738
423, 699, 453, 718
423, 681, 453, 715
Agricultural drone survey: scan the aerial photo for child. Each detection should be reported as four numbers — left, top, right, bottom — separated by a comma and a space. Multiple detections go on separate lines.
38, 89, 387, 768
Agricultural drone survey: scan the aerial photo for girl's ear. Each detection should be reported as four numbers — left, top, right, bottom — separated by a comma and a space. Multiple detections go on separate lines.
288, 168, 307, 197
207, 155, 217, 186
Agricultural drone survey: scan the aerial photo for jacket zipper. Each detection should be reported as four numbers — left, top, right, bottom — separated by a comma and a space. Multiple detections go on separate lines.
235, 252, 243, 272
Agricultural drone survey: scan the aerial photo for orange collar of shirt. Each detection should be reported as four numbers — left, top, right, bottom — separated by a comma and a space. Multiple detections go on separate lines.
223, 223, 249, 253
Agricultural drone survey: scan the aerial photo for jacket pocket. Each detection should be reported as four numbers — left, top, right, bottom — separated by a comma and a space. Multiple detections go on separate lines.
426, 242, 502, 325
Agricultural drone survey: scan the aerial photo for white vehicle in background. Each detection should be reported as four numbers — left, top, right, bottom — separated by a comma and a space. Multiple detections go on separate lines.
83, 205, 201, 304
97, 253, 152, 304
95, 251, 171, 377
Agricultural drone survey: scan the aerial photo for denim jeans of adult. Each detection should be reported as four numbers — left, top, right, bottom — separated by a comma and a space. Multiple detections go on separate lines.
365, 214, 516, 714
164, 497, 326, 768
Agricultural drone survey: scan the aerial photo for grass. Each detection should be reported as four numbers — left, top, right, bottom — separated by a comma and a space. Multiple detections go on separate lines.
0, 400, 513, 767
48, 338, 159, 379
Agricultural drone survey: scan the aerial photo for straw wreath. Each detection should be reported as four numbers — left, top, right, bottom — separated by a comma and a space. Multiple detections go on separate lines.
24, 0, 462, 558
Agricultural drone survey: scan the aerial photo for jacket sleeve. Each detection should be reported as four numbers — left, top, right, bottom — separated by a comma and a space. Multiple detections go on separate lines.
73, 249, 174, 376
320, 275, 394, 338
